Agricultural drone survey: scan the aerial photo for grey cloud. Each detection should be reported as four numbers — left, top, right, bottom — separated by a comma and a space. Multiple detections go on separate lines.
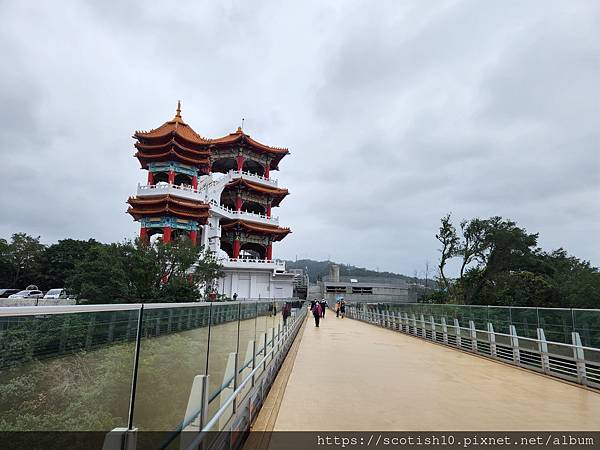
0, 0, 598, 275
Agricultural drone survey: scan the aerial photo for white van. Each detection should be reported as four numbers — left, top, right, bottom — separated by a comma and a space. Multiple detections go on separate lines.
43, 288, 68, 299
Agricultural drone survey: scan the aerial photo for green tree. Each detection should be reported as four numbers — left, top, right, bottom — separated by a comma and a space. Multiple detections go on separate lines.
435, 214, 459, 293
4, 233, 46, 287
41, 238, 100, 289
67, 244, 130, 304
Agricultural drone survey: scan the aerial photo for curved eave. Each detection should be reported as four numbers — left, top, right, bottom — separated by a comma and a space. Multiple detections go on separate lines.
135, 138, 210, 156
134, 120, 211, 147
220, 219, 291, 241
224, 178, 289, 198
127, 195, 210, 210
135, 149, 211, 168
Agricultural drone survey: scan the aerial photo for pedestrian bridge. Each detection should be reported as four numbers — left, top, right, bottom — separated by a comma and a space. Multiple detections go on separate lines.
0, 301, 599, 450
267, 312, 600, 432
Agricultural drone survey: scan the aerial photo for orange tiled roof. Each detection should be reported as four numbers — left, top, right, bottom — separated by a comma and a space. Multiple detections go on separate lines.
225, 178, 289, 198
134, 102, 211, 146
221, 219, 291, 241
211, 127, 289, 155
127, 194, 210, 223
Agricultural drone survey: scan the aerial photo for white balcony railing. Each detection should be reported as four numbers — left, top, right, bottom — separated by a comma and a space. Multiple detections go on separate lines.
227, 169, 278, 187
209, 200, 279, 225
136, 184, 280, 226
222, 258, 286, 271
137, 183, 206, 201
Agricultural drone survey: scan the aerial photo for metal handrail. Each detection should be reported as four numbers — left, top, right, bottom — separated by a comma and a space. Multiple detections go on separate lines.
0, 299, 296, 317
372, 312, 600, 352
186, 308, 306, 450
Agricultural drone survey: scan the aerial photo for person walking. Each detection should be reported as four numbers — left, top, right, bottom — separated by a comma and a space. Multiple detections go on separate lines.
340, 299, 346, 318
335, 301, 340, 318
320, 299, 327, 318
282, 302, 291, 327
233, 293, 238, 301
312, 301, 322, 327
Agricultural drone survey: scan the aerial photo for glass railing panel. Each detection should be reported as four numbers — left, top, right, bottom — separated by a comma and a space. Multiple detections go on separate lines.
573, 309, 600, 349
488, 306, 511, 334
471, 305, 488, 330
253, 303, 269, 380
132, 304, 210, 440
237, 302, 257, 401
206, 303, 240, 425
0, 308, 138, 432
538, 308, 572, 344
510, 307, 538, 339
454, 305, 473, 328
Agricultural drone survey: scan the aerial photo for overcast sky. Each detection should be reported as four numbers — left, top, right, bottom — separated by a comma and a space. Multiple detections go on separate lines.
1, 0, 598, 276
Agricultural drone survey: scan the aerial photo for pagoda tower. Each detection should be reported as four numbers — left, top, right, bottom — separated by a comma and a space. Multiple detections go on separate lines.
126, 103, 295, 298
127, 102, 211, 244
210, 126, 291, 260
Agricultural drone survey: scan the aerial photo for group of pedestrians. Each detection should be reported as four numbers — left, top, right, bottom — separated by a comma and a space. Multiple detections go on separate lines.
310, 298, 346, 327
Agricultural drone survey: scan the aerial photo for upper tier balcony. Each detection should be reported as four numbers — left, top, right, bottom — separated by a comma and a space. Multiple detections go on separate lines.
227, 169, 278, 187
208, 200, 279, 225
136, 183, 280, 226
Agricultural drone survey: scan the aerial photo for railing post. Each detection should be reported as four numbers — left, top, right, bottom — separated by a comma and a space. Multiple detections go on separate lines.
441, 317, 448, 344
537, 328, 550, 374
454, 319, 461, 347
200, 373, 209, 430
430, 315, 436, 340
509, 325, 520, 365
419, 314, 426, 338
402, 312, 408, 332
277, 323, 282, 353
233, 351, 239, 413
572, 331, 587, 385
469, 320, 478, 352
487, 322, 497, 357
263, 332, 268, 370
251, 339, 257, 388
411, 314, 417, 335
271, 327, 276, 362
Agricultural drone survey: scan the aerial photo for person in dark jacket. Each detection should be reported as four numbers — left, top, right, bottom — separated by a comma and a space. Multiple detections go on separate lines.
282, 302, 292, 326
320, 299, 327, 318
339, 299, 346, 318
312, 302, 322, 327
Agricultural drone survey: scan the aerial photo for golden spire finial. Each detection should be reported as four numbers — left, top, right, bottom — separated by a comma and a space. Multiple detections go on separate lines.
174, 100, 182, 121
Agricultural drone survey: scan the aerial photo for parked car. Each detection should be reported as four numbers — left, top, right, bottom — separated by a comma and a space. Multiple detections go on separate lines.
8, 290, 44, 299
0, 289, 21, 298
43, 288, 69, 299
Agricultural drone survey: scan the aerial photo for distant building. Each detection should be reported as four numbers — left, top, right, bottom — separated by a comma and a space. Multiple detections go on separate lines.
318, 264, 410, 303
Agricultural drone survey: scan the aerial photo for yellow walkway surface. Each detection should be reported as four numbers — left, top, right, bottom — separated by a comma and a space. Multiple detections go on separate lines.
273, 313, 600, 431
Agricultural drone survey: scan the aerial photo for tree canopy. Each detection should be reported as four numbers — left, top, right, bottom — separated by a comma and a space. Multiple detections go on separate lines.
0, 233, 222, 303
427, 215, 600, 309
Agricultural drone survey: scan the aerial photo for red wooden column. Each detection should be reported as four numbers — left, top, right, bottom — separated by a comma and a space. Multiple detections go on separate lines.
163, 227, 172, 244
189, 230, 197, 246
140, 227, 149, 244
264, 164, 270, 179
192, 175, 198, 190
235, 196, 243, 212
147, 171, 154, 185
266, 243, 273, 261
266, 203, 272, 218
236, 155, 244, 172
168, 170, 175, 184
233, 238, 241, 258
